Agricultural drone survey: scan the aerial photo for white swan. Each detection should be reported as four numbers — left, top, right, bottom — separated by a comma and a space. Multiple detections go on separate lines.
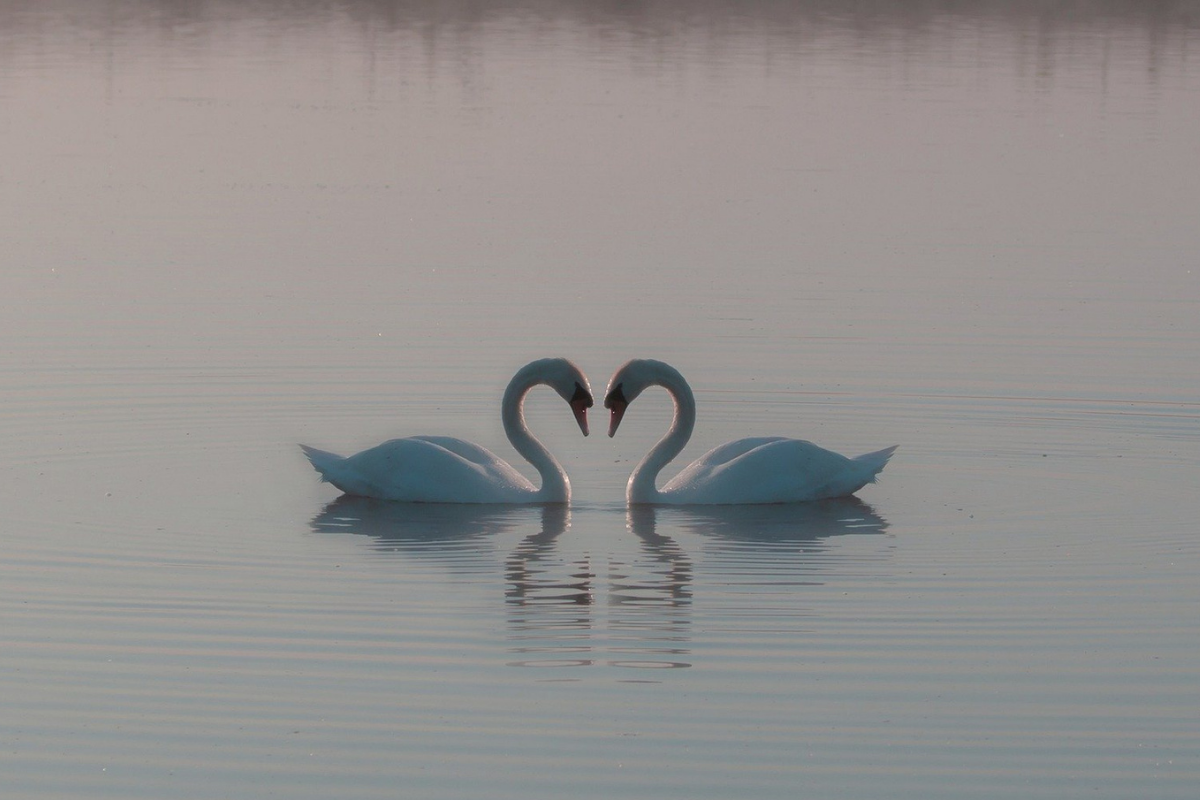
301, 358, 592, 503
603, 359, 896, 505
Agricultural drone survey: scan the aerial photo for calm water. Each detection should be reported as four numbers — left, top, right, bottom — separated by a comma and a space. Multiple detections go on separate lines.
2, 1, 1199, 797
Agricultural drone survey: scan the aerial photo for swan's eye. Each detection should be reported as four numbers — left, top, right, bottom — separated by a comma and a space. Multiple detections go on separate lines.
604, 384, 626, 409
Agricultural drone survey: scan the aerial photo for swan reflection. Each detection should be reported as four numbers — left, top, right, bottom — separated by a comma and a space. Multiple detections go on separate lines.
308, 496, 526, 568
504, 505, 597, 670
654, 498, 891, 604
506, 505, 586, 604
311, 497, 889, 676
671, 497, 888, 545
607, 505, 693, 671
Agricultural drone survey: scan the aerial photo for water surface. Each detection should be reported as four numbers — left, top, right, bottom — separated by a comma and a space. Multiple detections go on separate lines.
2, 1, 1199, 798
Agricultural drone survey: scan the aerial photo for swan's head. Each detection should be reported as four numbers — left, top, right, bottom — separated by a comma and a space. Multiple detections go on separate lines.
603, 358, 683, 438
536, 357, 593, 436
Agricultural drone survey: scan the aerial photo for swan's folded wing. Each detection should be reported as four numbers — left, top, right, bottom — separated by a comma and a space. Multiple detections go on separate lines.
408, 435, 538, 490
409, 436, 508, 467
685, 436, 790, 468
340, 437, 536, 502
663, 437, 792, 493
663, 438, 862, 504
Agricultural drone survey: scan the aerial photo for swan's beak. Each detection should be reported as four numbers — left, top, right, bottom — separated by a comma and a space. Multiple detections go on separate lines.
571, 400, 590, 436
606, 399, 626, 438
604, 383, 628, 438
569, 382, 592, 436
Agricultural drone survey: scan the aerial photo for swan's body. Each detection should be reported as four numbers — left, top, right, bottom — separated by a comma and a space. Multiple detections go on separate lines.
604, 359, 895, 505
301, 358, 592, 503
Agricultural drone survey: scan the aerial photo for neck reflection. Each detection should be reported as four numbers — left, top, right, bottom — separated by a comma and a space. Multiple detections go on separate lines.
504, 505, 695, 674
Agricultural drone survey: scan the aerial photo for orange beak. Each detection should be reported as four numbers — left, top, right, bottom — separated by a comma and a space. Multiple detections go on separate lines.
570, 398, 590, 436
569, 381, 592, 436
607, 398, 627, 438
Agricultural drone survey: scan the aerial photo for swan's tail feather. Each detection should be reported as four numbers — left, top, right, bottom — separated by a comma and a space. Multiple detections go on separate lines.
300, 444, 345, 483
854, 445, 898, 482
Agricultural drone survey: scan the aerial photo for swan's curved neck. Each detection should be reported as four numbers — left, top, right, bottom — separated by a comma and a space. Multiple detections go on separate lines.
628, 368, 695, 504
502, 365, 570, 503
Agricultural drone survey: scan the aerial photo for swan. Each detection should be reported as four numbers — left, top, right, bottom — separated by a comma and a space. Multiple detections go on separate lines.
301, 358, 593, 503
603, 359, 896, 505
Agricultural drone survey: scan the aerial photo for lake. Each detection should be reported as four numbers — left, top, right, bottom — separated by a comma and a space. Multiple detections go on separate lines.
2, 1, 1198, 797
